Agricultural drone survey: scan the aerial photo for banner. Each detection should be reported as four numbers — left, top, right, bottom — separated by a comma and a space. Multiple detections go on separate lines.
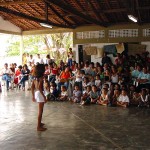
116, 43, 124, 54
95, 48, 104, 58
84, 47, 97, 55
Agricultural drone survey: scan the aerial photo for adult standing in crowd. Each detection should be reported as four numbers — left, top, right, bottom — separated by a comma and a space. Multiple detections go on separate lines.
35, 54, 44, 64
22, 53, 27, 65
45, 54, 51, 64
102, 52, 112, 66
29, 54, 34, 65
67, 48, 73, 67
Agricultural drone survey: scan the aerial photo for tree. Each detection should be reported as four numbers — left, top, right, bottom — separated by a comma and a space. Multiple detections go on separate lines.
6, 35, 20, 56
44, 32, 73, 63
5, 32, 73, 64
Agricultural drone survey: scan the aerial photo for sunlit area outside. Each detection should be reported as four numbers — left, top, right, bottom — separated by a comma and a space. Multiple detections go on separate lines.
0, 32, 73, 69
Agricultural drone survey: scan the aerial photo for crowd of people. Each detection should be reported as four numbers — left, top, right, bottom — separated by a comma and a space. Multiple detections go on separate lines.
0, 50, 150, 109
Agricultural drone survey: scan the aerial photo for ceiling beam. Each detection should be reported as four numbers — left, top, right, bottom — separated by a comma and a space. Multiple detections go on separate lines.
0, 6, 73, 28
47, 3, 72, 26
87, 0, 101, 21
135, 0, 141, 24
94, 0, 109, 22
137, 6, 150, 10
45, 2, 48, 21
74, 0, 86, 11
45, 0, 107, 27
104, 8, 127, 13
0, 0, 43, 6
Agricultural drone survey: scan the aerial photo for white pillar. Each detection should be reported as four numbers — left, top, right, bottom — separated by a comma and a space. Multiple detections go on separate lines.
20, 34, 24, 65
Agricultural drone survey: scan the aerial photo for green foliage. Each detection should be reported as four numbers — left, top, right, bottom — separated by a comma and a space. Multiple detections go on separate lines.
6, 36, 20, 56
23, 35, 46, 54
5, 33, 73, 60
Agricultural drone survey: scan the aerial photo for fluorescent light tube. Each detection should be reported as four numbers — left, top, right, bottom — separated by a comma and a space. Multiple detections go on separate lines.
40, 23, 53, 28
128, 15, 137, 23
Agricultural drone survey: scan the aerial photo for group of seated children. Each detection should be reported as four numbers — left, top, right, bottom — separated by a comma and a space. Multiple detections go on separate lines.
43, 73, 150, 108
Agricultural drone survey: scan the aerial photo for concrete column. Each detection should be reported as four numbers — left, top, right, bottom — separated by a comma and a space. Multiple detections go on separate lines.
20, 34, 24, 65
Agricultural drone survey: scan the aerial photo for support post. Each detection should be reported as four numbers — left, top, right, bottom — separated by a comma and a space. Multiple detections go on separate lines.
20, 34, 24, 65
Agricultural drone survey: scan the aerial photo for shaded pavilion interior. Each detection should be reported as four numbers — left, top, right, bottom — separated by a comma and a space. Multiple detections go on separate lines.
0, 0, 150, 31
0, 1, 150, 150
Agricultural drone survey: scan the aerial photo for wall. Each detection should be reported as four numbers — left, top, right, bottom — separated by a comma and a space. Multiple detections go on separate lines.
73, 24, 150, 45
75, 43, 118, 65
141, 41, 150, 53
74, 41, 150, 64
0, 16, 21, 34
141, 41, 150, 57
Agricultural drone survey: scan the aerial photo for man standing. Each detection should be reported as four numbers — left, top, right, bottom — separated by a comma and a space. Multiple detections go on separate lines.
35, 54, 44, 64
102, 52, 112, 66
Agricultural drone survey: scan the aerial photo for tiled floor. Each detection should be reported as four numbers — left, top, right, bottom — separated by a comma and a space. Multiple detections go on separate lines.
0, 89, 150, 150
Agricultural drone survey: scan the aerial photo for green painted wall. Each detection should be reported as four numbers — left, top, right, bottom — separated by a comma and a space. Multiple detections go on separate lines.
73, 24, 150, 44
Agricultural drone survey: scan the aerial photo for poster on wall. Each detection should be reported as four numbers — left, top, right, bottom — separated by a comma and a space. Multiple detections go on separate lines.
103, 44, 117, 57
95, 48, 104, 58
128, 44, 146, 55
115, 43, 125, 54
84, 46, 97, 55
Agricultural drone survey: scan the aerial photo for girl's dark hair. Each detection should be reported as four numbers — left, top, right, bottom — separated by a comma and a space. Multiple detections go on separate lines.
18, 65, 22, 69
34, 64, 45, 78
46, 54, 50, 59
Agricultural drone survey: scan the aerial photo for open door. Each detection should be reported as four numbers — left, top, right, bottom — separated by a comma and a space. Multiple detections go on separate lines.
78, 45, 91, 63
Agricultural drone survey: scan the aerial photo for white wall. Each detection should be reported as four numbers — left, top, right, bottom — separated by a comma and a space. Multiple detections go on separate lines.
75, 43, 118, 65
0, 16, 21, 33
75, 42, 150, 64
141, 41, 150, 57
141, 41, 150, 53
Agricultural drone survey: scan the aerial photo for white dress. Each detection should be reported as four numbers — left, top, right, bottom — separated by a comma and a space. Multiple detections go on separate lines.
35, 90, 45, 103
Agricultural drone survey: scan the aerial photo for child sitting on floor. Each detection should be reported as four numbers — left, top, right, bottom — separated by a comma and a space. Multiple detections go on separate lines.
138, 88, 150, 108
49, 82, 59, 100
59, 85, 68, 101
97, 88, 109, 106
130, 91, 141, 106
110, 89, 120, 106
95, 75, 101, 91
81, 85, 91, 105
43, 79, 50, 101
117, 89, 129, 108
72, 85, 82, 103
90, 85, 99, 104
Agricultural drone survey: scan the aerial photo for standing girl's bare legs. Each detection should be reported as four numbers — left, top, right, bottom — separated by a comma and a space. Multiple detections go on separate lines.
37, 102, 47, 131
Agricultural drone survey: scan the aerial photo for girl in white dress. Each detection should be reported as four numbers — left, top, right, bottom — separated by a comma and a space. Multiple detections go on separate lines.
97, 88, 109, 106
31, 64, 47, 131
59, 85, 68, 101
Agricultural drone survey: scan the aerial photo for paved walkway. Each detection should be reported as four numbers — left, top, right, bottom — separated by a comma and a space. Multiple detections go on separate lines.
0, 89, 150, 150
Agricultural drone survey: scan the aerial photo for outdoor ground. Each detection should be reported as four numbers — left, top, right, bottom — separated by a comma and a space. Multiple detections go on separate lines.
0, 89, 150, 150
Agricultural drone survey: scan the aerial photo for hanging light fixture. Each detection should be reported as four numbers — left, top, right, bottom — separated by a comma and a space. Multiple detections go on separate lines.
40, 23, 53, 28
128, 15, 138, 23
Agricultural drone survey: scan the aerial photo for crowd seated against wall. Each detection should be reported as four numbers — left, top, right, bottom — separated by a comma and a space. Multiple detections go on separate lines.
0, 51, 150, 108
